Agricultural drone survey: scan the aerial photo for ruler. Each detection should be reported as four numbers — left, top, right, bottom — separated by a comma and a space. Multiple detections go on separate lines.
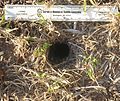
5, 5, 119, 22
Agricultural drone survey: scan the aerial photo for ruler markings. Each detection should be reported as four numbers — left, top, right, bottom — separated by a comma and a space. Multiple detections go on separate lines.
4, 5, 119, 21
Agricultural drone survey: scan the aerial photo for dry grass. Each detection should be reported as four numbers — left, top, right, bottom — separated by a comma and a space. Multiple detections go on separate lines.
0, 0, 120, 101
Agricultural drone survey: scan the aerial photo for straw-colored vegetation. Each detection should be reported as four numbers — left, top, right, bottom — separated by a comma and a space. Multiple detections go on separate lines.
0, 0, 120, 101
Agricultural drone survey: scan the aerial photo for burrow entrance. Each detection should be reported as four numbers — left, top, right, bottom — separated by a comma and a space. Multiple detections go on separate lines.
47, 42, 70, 65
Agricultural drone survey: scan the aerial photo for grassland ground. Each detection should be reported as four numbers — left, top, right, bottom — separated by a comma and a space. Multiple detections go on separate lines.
0, 0, 120, 101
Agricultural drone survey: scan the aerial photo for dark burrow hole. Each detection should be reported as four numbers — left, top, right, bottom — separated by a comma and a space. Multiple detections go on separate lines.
47, 42, 70, 65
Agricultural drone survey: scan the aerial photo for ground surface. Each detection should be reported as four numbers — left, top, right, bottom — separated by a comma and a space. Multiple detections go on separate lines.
0, 0, 120, 101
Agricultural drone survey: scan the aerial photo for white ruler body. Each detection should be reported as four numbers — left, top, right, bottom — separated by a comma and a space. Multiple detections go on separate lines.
5, 5, 118, 22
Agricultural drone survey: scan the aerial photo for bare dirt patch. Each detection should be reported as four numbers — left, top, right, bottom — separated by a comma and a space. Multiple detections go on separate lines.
0, 0, 120, 101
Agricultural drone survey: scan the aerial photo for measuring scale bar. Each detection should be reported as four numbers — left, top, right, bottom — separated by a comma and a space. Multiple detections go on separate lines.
5, 5, 119, 22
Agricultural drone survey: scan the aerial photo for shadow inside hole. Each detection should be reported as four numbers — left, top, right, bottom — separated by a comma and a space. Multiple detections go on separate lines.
47, 42, 70, 65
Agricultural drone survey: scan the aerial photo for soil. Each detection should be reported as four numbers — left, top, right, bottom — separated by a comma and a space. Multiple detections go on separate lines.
0, 0, 120, 101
